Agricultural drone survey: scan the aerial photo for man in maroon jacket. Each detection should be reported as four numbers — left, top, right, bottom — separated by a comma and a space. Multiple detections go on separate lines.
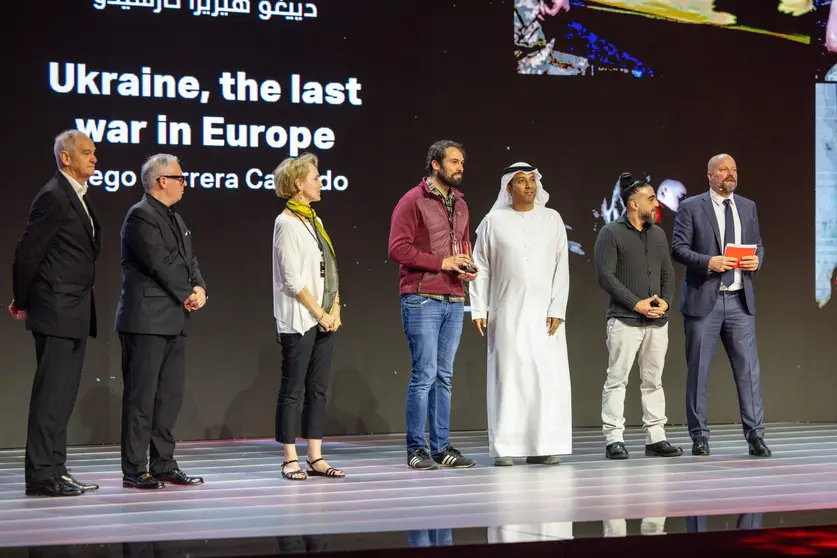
388, 140, 478, 470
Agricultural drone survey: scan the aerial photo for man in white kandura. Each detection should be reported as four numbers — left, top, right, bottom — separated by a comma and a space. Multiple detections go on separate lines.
470, 162, 572, 466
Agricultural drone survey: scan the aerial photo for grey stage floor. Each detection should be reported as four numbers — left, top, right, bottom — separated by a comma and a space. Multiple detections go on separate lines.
1, 422, 836, 549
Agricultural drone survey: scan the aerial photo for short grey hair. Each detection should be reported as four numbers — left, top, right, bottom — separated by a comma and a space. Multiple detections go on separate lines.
141, 153, 180, 192
53, 129, 87, 168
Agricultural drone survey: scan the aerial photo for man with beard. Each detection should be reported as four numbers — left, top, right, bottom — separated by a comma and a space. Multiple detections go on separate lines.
671, 154, 770, 458
470, 162, 572, 466
594, 173, 682, 460
388, 140, 477, 470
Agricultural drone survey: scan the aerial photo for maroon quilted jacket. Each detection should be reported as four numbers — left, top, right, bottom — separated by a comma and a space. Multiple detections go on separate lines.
388, 179, 471, 297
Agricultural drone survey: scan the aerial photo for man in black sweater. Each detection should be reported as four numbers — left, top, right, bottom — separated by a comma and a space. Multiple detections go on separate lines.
593, 173, 683, 460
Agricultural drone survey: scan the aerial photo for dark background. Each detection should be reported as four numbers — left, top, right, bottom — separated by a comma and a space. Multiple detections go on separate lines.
0, 0, 827, 449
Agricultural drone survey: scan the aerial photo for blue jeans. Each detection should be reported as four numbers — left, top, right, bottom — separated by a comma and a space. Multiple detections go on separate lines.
401, 294, 464, 454
407, 529, 453, 547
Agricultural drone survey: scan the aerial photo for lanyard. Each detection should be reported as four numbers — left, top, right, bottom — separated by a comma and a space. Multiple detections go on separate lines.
294, 213, 325, 278
295, 213, 323, 254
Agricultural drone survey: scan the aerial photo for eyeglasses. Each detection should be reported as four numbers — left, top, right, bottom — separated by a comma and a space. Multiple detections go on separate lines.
158, 175, 187, 184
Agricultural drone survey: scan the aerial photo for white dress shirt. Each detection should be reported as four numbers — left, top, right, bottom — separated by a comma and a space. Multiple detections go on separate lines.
273, 212, 325, 335
709, 189, 742, 291
59, 170, 94, 237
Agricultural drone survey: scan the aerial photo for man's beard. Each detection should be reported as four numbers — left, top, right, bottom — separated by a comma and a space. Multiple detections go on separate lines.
718, 177, 737, 193
640, 210, 655, 225
437, 169, 462, 188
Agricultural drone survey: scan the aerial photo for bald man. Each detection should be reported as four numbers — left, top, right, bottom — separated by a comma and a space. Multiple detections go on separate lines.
671, 154, 770, 458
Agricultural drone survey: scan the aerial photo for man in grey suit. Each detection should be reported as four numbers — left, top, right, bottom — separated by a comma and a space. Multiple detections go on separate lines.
671, 153, 771, 458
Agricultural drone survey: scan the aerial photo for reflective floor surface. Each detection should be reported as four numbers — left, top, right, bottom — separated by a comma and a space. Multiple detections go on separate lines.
2, 423, 837, 556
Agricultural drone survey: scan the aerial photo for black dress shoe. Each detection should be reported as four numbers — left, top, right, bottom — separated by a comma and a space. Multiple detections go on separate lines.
692, 436, 710, 456
26, 476, 83, 497
645, 441, 684, 457
748, 435, 772, 457
605, 442, 629, 460
61, 472, 99, 492
152, 469, 204, 485
123, 472, 165, 489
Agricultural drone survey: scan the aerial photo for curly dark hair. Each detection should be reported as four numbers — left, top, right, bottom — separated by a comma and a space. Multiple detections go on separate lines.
425, 140, 465, 176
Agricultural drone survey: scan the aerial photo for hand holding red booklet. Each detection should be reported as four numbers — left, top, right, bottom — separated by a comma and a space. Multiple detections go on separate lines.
723, 244, 757, 268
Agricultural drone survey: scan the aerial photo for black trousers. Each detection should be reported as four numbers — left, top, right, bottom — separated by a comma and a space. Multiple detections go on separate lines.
25, 333, 86, 484
119, 333, 186, 476
276, 326, 334, 444
276, 536, 327, 553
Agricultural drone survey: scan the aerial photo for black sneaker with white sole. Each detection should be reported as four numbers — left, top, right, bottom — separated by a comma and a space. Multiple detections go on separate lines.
408, 448, 439, 470
432, 447, 476, 468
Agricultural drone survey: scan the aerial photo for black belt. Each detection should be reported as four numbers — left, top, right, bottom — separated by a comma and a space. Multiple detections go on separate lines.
720, 289, 743, 295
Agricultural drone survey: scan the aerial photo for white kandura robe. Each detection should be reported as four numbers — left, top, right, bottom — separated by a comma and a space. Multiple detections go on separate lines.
470, 205, 572, 458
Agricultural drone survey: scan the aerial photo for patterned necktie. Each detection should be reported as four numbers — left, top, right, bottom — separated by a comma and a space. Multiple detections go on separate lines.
722, 199, 734, 287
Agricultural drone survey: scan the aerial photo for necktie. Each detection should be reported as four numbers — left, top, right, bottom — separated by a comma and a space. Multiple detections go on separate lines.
722, 199, 734, 287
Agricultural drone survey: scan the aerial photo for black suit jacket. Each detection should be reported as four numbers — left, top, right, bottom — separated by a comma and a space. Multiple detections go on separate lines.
115, 193, 206, 336
12, 172, 101, 339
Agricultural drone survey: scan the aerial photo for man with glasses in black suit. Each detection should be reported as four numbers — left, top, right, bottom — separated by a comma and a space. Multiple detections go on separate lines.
115, 153, 207, 489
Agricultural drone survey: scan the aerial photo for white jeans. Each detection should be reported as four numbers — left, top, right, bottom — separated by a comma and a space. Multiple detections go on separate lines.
603, 517, 667, 537
602, 318, 669, 445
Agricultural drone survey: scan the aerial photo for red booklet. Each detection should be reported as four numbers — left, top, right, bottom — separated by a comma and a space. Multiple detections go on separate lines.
723, 244, 756, 268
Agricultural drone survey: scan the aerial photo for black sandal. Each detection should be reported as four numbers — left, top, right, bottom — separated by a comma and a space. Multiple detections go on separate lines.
281, 460, 307, 480
306, 458, 345, 478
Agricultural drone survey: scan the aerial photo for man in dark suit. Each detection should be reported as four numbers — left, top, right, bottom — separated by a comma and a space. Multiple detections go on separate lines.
671, 153, 771, 458
10, 130, 102, 496
115, 153, 207, 489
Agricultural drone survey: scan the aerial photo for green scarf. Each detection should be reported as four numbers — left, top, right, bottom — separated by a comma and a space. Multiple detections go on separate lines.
286, 198, 335, 256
